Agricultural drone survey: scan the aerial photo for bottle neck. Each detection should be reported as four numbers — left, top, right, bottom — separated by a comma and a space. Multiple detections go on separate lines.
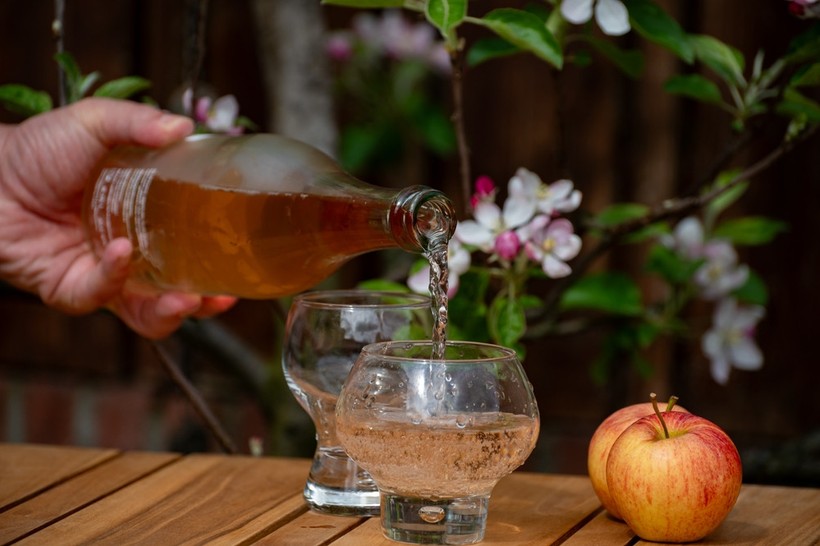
389, 186, 457, 253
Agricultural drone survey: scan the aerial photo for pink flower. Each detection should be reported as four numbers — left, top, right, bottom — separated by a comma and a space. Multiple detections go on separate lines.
694, 241, 749, 300
494, 231, 521, 261
787, 0, 820, 18
326, 32, 354, 62
457, 198, 535, 255
470, 175, 497, 209
519, 216, 582, 278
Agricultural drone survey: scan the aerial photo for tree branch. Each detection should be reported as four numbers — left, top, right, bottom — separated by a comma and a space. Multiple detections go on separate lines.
534, 124, 819, 325
449, 46, 472, 215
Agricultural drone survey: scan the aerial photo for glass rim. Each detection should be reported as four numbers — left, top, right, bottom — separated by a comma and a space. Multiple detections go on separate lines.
360, 340, 518, 363
293, 289, 431, 310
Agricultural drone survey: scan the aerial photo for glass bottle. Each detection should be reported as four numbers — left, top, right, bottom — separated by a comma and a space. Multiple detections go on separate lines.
82, 134, 456, 299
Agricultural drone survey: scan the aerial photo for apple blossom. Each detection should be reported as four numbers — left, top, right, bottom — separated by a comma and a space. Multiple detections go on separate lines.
456, 197, 535, 254
701, 298, 765, 385
508, 168, 582, 216
519, 216, 582, 278
560, 0, 631, 36
787, 0, 820, 18
660, 216, 705, 260
470, 175, 498, 209
408, 236, 471, 298
346, 10, 451, 74
181, 89, 244, 135
494, 231, 521, 261
694, 241, 749, 300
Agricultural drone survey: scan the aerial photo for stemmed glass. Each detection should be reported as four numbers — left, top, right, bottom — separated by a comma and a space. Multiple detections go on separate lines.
283, 290, 432, 516
336, 340, 540, 544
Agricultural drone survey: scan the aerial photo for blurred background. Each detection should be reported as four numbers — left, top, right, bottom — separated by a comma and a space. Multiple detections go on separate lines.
1, 0, 818, 486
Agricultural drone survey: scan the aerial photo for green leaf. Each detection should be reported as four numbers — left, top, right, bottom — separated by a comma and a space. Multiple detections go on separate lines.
518, 294, 543, 310
559, 272, 643, 316
594, 203, 649, 228
712, 216, 788, 246
426, 0, 467, 36
356, 279, 411, 293
689, 34, 745, 87
94, 76, 151, 99
791, 63, 820, 88
623, 221, 670, 244
0, 84, 53, 117
732, 269, 768, 306
321, 0, 405, 7
645, 244, 702, 284
475, 8, 563, 69
466, 37, 521, 67
624, 0, 693, 63
704, 168, 747, 228
488, 295, 526, 348
585, 37, 644, 79
664, 74, 723, 104
449, 270, 491, 343
785, 22, 820, 65
777, 87, 820, 122
412, 103, 456, 155
54, 51, 84, 103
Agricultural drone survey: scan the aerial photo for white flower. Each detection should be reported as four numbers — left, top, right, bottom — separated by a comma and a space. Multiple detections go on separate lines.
206, 95, 242, 134
560, 0, 631, 36
519, 216, 582, 278
701, 298, 765, 385
694, 241, 749, 300
508, 168, 582, 216
408, 237, 471, 297
661, 216, 705, 260
456, 197, 535, 254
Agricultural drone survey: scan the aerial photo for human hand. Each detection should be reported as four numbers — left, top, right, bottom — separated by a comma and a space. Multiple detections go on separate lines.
0, 98, 237, 339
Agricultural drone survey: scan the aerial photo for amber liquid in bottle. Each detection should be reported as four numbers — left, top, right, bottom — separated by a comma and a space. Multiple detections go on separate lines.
82, 134, 455, 299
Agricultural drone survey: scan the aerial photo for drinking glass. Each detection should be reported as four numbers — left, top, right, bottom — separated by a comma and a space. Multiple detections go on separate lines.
336, 341, 540, 544
283, 290, 432, 516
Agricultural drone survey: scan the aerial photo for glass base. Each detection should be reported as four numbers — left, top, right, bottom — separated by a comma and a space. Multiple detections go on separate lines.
381, 493, 489, 545
303, 446, 380, 517
304, 479, 380, 517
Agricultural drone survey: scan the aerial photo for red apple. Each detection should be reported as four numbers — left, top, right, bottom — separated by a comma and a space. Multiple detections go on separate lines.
588, 400, 689, 520
606, 411, 742, 543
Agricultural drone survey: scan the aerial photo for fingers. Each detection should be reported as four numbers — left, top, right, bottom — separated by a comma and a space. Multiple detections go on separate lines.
115, 292, 238, 340
69, 97, 194, 150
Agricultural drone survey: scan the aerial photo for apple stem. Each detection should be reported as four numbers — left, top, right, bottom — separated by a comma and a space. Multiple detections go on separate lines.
650, 392, 670, 439
666, 395, 679, 413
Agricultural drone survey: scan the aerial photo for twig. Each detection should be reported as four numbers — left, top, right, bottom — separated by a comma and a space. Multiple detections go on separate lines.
52, 0, 66, 106
152, 339, 239, 455
449, 46, 472, 215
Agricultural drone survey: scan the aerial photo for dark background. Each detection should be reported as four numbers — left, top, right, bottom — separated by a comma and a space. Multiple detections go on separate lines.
1, 1, 818, 485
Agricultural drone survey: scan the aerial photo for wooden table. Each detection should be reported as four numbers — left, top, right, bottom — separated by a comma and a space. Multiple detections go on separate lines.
1, 443, 818, 545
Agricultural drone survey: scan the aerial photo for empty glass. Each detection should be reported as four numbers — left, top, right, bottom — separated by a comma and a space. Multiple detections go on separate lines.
283, 290, 432, 516
336, 341, 540, 544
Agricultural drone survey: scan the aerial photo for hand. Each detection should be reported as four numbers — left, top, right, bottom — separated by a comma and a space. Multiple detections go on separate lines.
0, 98, 236, 339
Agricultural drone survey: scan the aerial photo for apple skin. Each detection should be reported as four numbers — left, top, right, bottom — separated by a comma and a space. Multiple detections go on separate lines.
606, 411, 742, 543
588, 402, 689, 520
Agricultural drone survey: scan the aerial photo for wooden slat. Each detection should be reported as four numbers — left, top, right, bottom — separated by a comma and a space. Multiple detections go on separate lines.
330, 472, 602, 545
561, 510, 635, 545
0, 443, 118, 510
634, 483, 820, 546
0, 450, 179, 543
14, 454, 312, 545
254, 507, 367, 545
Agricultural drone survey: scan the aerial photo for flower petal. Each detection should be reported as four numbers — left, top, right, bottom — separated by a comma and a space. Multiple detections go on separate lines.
709, 354, 731, 385
502, 196, 537, 229
595, 0, 631, 36
730, 338, 764, 370
407, 267, 430, 295
473, 201, 502, 230
455, 220, 493, 248
543, 254, 572, 278
561, 0, 594, 24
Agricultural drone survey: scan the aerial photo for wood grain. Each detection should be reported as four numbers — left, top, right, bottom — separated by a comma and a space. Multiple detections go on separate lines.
0, 450, 179, 543
0, 443, 118, 509
3, 443, 819, 546
13, 454, 311, 545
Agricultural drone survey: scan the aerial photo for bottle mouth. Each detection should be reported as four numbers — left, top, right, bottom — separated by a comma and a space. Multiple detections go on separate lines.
391, 186, 457, 252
